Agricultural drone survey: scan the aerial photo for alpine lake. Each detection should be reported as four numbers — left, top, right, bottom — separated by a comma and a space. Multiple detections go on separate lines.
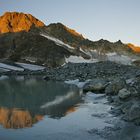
0, 76, 140, 140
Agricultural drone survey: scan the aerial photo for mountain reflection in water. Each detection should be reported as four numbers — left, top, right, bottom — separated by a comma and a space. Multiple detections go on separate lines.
0, 76, 83, 129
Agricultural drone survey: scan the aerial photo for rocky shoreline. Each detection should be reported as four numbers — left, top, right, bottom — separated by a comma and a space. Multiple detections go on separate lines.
44, 61, 140, 125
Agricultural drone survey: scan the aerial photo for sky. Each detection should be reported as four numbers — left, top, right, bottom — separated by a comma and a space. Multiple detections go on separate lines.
0, 0, 140, 45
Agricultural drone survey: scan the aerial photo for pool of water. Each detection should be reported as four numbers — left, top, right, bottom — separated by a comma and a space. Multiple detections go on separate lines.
0, 76, 140, 140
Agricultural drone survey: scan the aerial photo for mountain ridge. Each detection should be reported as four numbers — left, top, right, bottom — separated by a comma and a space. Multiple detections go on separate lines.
0, 11, 140, 67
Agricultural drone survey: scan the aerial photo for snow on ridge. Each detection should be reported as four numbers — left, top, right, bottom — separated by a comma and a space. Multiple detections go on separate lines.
16, 62, 46, 71
40, 33, 74, 50
80, 48, 91, 56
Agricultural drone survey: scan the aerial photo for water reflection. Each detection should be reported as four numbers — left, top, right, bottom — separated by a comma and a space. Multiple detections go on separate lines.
0, 76, 83, 129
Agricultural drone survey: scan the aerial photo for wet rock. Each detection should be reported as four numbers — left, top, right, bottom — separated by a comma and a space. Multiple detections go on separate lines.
43, 76, 50, 81
120, 101, 133, 114
129, 104, 140, 121
107, 96, 114, 103
123, 103, 140, 122
109, 107, 122, 117
126, 78, 135, 85
105, 78, 126, 95
128, 87, 139, 97
110, 96, 122, 106
118, 88, 131, 99
83, 78, 108, 93
88, 126, 121, 139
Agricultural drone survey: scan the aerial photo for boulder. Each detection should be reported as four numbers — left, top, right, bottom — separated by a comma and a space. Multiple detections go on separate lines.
118, 88, 131, 99
125, 103, 140, 121
83, 78, 108, 93
105, 78, 126, 95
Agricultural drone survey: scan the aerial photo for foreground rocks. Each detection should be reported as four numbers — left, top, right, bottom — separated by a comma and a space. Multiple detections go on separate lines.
44, 61, 140, 125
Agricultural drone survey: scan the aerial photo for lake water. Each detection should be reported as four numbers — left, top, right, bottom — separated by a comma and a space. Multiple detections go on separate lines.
0, 76, 140, 140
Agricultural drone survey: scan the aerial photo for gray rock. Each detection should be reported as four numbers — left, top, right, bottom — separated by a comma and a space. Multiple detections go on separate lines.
83, 78, 108, 93
126, 103, 140, 121
121, 101, 133, 114
118, 88, 131, 99
105, 78, 126, 95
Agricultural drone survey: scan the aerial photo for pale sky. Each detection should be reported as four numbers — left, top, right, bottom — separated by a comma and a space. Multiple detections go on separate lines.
0, 0, 140, 45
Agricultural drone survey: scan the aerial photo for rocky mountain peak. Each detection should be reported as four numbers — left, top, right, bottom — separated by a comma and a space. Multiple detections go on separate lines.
115, 40, 123, 45
47, 23, 84, 39
0, 12, 45, 33
127, 43, 140, 53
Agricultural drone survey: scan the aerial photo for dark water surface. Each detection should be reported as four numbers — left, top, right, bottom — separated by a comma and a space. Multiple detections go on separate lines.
0, 76, 140, 140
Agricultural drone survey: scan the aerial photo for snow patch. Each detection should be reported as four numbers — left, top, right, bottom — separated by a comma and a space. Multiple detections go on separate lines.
65, 55, 98, 63
0, 63, 24, 71
107, 54, 133, 65
106, 52, 117, 56
65, 79, 91, 88
40, 34, 74, 50
24, 57, 37, 63
16, 62, 46, 71
80, 48, 91, 56
91, 49, 98, 53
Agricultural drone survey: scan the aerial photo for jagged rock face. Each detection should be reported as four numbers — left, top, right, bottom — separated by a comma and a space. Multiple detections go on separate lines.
92, 39, 133, 54
0, 12, 45, 33
45, 23, 135, 55
45, 23, 84, 47
0, 31, 72, 67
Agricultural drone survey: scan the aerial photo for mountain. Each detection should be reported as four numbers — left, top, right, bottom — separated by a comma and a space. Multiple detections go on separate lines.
43, 23, 134, 55
0, 12, 140, 68
43, 24, 139, 65
0, 12, 45, 33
